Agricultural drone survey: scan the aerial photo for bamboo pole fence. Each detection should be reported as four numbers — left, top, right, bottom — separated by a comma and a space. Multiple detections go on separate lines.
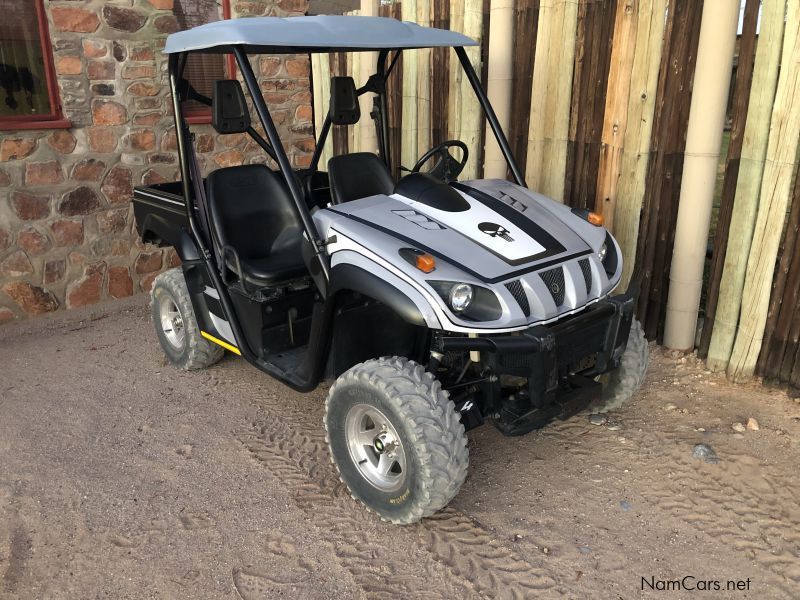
600, 0, 666, 291
401, 0, 419, 170
663, 0, 740, 351
525, 0, 579, 200
706, 0, 788, 372
306, 0, 800, 392
758, 163, 800, 386
563, 0, 616, 210
727, 0, 800, 382
416, 0, 432, 158
635, 0, 703, 341
310, 52, 333, 168
358, 1, 380, 154
483, 0, 515, 179
697, 0, 760, 359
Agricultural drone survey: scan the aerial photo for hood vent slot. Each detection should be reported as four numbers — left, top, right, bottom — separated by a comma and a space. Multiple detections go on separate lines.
539, 266, 565, 307
505, 280, 530, 317
578, 258, 592, 294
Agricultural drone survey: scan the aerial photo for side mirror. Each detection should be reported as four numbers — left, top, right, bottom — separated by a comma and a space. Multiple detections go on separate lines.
212, 79, 251, 134
329, 76, 360, 126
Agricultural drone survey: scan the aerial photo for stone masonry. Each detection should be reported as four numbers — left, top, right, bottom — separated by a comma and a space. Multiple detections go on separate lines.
0, 0, 312, 323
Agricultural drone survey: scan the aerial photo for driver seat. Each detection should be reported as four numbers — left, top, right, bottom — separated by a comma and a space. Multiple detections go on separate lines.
206, 164, 306, 288
327, 152, 395, 204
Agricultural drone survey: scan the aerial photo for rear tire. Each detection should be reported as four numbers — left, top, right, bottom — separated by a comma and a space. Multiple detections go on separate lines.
595, 318, 648, 413
324, 357, 469, 524
151, 268, 224, 370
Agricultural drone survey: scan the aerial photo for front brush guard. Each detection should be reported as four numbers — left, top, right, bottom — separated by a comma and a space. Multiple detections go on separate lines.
438, 292, 636, 435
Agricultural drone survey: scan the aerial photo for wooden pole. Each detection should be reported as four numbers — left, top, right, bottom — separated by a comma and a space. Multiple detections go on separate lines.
610, 0, 667, 291
417, 0, 432, 157
596, 0, 637, 231
563, 0, 615, 210
311, 52, 333, 169
382, 0, 404, 178
358, 1, 379, 154
484, 0, 515, 179
448, 0, 465, 145
401, 0, 419, 171
728, 0, 800, 381
525, 0, 579, 200
663, 0, 740, 350
431, 0, 450, 146
706, 0, 789, 372
507, 0, 539, 180
459, 0, 484, 180
634, 0, 704, 340
757, 163, 800, 380
698, 0, 760, 358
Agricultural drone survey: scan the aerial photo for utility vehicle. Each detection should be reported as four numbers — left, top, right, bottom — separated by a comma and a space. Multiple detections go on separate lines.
133, 15, 648, 524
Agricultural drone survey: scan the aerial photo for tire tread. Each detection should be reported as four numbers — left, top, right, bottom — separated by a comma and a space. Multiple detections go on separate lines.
324, 357, 469, 525
151, 268, 224, 370
597, 318, 648, 412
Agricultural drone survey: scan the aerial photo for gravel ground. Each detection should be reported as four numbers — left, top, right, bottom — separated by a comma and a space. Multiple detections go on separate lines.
1, 295, 798, 599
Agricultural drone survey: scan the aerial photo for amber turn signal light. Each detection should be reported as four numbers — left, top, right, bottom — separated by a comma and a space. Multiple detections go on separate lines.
415, 253, 436, 273
587, 212, 604, 226
570, 207, 606, 227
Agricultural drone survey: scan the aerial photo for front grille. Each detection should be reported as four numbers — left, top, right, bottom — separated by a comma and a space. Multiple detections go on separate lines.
579, 258, 592, 294
539, 266, 565, 306
505, 280, 530, 317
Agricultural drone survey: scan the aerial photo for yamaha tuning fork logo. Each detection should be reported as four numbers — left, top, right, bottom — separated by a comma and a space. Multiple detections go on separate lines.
478, 222, 514, 242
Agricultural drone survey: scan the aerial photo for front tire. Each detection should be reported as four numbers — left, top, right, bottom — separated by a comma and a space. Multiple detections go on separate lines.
595, 318, 648, 413
324, 357, 469, 524
151, 268, 224, 370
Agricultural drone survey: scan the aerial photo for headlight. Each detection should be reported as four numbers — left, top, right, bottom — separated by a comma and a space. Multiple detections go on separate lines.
449, 283, 473, 312
428, 281, 502, 321
598, 242, 607, 262
601, 233, 619, 275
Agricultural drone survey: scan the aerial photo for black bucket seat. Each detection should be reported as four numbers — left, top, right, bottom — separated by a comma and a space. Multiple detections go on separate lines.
206, 164, 306, 287
327, 152, 395, 204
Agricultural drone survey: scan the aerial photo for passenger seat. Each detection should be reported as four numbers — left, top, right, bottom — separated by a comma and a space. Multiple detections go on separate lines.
327, 152, 395, 204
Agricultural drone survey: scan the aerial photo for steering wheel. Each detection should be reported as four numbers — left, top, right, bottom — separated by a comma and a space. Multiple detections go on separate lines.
411, 140, 469, 183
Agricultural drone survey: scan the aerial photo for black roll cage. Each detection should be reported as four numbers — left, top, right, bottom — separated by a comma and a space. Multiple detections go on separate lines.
166, 44, 523, 391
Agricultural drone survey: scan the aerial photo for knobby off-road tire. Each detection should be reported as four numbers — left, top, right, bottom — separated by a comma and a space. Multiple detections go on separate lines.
324, 357, 469, 525
151, 268, 223, 370
596, 318, 648, 413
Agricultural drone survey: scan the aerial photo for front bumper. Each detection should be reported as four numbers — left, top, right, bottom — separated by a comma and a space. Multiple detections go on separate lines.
438, 291, 636, 435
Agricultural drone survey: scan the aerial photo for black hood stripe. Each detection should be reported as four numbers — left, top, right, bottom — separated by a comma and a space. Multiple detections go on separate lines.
452, 183, 568, 261
327, 207, 592, 284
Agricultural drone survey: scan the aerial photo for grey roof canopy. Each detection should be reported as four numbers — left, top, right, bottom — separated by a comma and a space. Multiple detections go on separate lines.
163, 15, 478, 54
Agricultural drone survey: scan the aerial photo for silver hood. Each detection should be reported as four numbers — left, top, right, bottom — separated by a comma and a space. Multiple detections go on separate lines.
314, 179, 622, 332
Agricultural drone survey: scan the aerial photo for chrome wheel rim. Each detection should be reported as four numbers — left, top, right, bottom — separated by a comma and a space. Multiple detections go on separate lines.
344, 404, 407, 493
159, 295, 185, 351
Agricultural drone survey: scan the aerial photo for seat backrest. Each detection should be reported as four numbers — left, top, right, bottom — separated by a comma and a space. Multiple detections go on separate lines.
327, 152, 395, 204
206, 164, 301, 260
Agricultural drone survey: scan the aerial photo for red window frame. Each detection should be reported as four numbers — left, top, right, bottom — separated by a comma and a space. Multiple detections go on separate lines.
183, 0, 235, 125
0, 0, 70, 130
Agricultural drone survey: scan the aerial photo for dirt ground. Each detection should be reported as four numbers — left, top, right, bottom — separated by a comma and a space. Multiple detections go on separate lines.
1, 295, 798, 599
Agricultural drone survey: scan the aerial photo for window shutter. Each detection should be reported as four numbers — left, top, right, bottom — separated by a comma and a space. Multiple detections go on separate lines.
174, 0, 228, 114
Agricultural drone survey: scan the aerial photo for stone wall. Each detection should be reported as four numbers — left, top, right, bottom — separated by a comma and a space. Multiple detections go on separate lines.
0, 0, 311, 322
